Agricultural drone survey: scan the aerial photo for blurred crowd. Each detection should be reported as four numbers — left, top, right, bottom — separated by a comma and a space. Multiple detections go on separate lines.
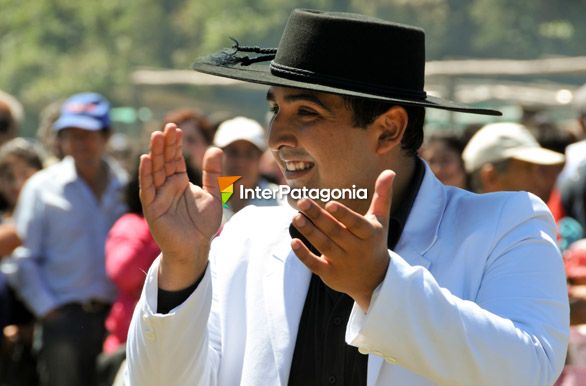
0, 83, 585, 385
0, 90, 284, 386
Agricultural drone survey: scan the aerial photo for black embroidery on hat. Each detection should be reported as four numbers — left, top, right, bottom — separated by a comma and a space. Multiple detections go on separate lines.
229, 37, 277, 55
204, 38, 276, 66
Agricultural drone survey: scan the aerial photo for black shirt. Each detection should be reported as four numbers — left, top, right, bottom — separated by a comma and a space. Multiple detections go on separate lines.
158, 159, 426, 386
287, 159, 425, 386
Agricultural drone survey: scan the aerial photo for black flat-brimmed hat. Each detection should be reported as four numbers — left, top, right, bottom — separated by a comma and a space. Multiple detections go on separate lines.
193, 9, 501, 116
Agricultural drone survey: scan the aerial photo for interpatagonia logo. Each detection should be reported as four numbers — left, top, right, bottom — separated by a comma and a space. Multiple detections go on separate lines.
218, 175, 368, 207
218, 176, 241, 208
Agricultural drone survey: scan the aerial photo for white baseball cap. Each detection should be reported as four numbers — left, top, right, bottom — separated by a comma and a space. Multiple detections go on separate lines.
462, 122, 565, 173
213, 116, 267, 151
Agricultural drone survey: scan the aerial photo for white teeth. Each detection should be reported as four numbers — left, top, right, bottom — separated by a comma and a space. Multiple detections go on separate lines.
285, 161, 313, 172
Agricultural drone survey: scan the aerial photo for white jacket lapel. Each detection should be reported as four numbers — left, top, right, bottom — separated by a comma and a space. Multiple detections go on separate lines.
263, 242, 311, 386
367, 162, 445, 386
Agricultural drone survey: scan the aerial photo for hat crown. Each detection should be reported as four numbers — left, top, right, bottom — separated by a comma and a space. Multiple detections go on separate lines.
192, 8, 501, 116
462, 122, 564, 172
272, 9, 426, 97
53, 92, 111, 132
214, 116, 267, 151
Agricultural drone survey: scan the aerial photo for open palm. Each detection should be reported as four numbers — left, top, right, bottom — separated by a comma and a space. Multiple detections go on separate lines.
139, 124, 223, 286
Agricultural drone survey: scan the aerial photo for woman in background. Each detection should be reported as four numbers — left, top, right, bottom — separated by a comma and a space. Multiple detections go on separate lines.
420, 132, 468, 189
98, 157, 201, 385
0, 137, 45, 386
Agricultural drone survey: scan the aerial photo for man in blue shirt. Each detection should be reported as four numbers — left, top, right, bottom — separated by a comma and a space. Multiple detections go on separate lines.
13, 92, 127, 386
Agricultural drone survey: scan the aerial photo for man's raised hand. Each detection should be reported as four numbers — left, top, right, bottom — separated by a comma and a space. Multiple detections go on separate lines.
291, 170, 396, 312
139, 123, 223, 290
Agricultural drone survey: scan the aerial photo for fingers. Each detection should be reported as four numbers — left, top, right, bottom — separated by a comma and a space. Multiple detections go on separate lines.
149, 124, 186, 189
291, 238, 330, 276
139, 154, 154, 207
366, 170, 395, 227
297, 199, 359, 249
163, 124, 180, 176
174, 130, 186, 174
324, 201, 374, 240
150, 131, 166, 188
292, 211, 345, 256
202, 147, 224, 202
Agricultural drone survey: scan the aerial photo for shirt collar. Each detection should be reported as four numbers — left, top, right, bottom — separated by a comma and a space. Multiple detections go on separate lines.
387, 157, 426, 250
59, 155, 127, 190
60, 156, 79, 184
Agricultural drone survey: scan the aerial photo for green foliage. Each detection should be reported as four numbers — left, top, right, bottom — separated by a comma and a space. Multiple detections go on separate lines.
0, 0, 584, 130
470, 0, 585, 58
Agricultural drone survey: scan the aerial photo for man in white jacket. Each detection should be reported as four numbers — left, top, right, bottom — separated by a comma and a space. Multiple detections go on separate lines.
127, 9, 569, 386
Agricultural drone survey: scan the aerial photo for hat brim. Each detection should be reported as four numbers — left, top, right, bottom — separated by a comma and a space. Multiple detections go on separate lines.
193, 60, 502, 116
506, 147, 566, 166
53, 115, 104, 132
215, 137, 267, 152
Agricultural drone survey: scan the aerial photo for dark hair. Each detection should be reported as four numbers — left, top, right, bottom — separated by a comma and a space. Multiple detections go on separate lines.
0, 138, 44, 213
342, 96, 425, 156
0, 101, 15, 135
163, 108, 214, 145
527, 120, 577, 155
126, 155, 203, 215
0, 138, 44, 172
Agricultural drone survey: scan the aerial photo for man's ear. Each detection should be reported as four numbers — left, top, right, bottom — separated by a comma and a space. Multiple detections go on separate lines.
373, 106, 408, 155
478, 163, 499, 192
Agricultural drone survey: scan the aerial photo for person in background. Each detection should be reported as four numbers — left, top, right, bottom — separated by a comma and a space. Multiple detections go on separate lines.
557, 86, 586, 231
97, 157, 201, 385
564, 239, 586, 325
213, 116, 283, 222
35, 100, 65, 164
0, 138, 45, 256
557, 84, 586, 187
11, 92, 127, 386
106, 133, 135, 173
0, 138, 45, 386
163, 108, 214, 173
556, 88, 586, 370
0, 90, 25, 216
420, 132, 468, 189
0, 90, 23, 148
463, 122, 565, 203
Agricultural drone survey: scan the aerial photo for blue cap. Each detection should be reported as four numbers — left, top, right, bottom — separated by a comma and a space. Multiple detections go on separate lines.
53, 92, 111, 132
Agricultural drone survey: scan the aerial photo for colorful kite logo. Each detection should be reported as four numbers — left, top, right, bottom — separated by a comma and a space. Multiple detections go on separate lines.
218, 176, 241, 208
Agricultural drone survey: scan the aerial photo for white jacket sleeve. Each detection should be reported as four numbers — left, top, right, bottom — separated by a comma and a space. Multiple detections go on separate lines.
126, 258, 220, 386
346, 193, 569, 386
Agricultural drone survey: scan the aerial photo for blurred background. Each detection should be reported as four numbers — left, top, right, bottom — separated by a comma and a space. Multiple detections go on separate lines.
2, 2, 586, 385
1, 0, 585, 139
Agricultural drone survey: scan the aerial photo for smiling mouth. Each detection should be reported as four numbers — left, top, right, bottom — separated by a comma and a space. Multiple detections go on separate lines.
284, 161, 315, 172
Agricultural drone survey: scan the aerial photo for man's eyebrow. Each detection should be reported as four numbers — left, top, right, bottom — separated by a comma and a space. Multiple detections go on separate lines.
266, 90, 275, 102
265, 90, 331, 112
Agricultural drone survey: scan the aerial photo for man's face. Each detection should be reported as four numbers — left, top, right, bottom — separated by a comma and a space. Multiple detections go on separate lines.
267, 86, 381, 212
179, 120, 208, 171
492, 158, 563, 202
0, 155, 40, 208
59, 127, 108, 169
421, 141, 466, 189
222, 140, 261, 189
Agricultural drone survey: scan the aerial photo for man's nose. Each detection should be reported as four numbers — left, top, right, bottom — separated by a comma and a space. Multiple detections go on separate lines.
268, 114, 297, 151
